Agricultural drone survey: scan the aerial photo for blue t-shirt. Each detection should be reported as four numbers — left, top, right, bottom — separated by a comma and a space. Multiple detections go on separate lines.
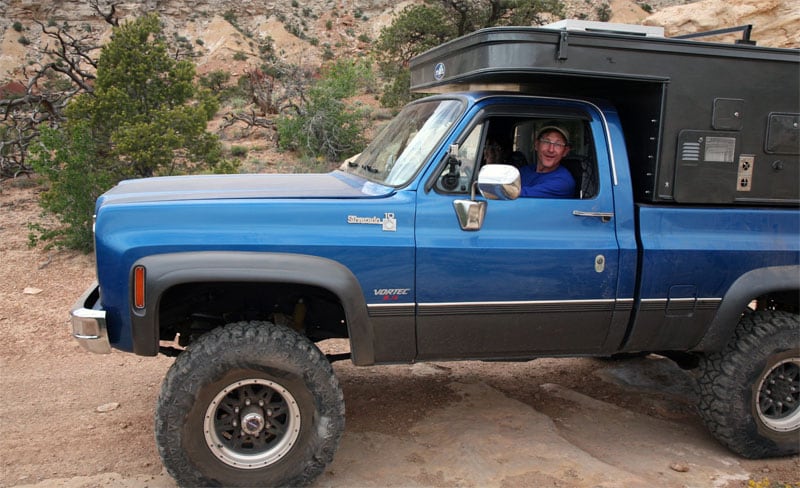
519, 165, 575, 198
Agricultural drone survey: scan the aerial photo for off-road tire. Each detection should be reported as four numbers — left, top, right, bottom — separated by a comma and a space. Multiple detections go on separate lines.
696, 310, 799, 458
155, 321, 345, 487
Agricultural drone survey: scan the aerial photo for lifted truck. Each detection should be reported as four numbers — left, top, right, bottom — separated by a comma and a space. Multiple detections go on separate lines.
71, 21, 799, 487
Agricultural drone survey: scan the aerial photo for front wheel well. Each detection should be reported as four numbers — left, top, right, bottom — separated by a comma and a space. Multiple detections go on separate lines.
156, 281, 349, 349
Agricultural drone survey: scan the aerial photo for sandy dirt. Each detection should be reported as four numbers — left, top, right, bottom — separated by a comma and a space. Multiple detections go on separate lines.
0, 180, 797, 488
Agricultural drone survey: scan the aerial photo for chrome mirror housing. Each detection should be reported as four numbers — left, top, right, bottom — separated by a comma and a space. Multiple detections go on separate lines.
477, 164, 521, 200
453, 164, 520, 231
453, 199, 487, 231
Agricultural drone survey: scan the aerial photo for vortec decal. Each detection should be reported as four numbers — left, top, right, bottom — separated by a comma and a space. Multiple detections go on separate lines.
374, 288, 411, 301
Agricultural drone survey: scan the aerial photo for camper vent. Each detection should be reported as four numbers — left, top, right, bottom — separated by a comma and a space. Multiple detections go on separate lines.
681, 142, 701, 161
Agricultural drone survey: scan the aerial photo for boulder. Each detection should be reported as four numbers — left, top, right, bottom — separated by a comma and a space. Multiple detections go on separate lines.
644, 0, 799, 48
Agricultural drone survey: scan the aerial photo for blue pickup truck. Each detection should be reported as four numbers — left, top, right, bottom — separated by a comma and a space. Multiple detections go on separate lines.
71, 22, 799, 487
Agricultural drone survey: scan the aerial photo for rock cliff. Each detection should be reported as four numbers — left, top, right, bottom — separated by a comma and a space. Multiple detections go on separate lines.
646, 0, 799, 48
1, 0, 796, 82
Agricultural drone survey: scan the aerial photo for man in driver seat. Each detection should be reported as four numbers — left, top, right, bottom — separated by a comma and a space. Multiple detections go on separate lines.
520, 126, 576, 198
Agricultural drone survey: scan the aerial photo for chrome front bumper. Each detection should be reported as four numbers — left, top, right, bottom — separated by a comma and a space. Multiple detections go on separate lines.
70, 282, 111, 354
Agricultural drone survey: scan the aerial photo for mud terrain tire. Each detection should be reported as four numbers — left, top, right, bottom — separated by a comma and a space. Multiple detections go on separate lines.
155, 321, 344, 487
696, 311, 799, 458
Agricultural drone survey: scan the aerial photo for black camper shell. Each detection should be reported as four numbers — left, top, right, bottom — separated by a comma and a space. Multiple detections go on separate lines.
409, 24, 799, 206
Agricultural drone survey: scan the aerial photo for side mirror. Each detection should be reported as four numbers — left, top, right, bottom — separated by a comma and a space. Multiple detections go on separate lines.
453, 198, 486, 231
477, 164, 521, 200
452, 164, 521, 231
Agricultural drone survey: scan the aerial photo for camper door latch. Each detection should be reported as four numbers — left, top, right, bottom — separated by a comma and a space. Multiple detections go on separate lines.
557, 31, 569, 60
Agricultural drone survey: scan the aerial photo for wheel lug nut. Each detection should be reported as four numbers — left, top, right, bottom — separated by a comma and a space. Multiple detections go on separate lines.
232, 419, 238, 427
259, 400, 264, 407
245, 399, 251, 406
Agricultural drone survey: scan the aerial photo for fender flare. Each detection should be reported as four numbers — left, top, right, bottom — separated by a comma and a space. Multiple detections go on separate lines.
694, 264, 800, 352
129, 251, 375, 365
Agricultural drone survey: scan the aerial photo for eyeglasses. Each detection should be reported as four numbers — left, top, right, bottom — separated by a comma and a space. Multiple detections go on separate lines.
538, 138, 568, 149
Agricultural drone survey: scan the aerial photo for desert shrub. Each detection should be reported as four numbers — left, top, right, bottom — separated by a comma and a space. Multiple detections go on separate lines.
276, 59, 371, 162
29, 123, 114, 251
596, 3, 612, 21
230, 145, 248, 157
200, 70, 231, 91
30, 14, 232, 252
223, 10, 237, 26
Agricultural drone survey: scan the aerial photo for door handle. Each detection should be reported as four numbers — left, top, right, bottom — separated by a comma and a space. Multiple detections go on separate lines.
572, 210, 614, 223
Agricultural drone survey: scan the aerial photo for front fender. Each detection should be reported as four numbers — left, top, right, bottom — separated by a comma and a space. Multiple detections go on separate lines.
130, 251, 375, 365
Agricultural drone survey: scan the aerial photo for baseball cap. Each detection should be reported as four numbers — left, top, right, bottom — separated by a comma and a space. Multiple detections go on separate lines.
537, 126, 570, 145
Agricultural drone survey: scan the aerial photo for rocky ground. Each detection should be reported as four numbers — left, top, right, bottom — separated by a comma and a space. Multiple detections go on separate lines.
1, 180, 798, 487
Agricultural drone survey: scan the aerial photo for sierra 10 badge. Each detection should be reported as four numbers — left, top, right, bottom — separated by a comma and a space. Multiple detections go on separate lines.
347, 212, 397, 232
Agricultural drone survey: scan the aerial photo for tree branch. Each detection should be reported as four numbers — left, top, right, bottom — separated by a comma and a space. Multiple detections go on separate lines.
89, 0, 121, 27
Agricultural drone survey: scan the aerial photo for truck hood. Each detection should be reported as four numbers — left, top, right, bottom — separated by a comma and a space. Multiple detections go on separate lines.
98, 171, 394, 206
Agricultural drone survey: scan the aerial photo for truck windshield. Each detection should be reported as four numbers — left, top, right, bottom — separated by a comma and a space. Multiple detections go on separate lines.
343, 98, 464, 187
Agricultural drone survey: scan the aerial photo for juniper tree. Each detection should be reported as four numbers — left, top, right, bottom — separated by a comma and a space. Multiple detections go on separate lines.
30, 14, 231, 251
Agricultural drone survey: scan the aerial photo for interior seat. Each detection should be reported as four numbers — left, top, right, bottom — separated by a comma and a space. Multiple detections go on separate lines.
559, 156, 597, 199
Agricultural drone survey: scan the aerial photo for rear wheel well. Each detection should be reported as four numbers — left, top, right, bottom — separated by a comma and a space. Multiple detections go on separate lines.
156, 281, 349, 351
751, 290, 799, 314
652, 290, 798, 370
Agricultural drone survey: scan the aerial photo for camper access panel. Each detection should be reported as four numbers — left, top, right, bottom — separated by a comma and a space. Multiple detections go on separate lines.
410, 27, 800, 206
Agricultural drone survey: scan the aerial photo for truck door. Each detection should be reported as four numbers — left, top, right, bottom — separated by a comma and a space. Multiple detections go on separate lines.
414, 105, 620, 360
